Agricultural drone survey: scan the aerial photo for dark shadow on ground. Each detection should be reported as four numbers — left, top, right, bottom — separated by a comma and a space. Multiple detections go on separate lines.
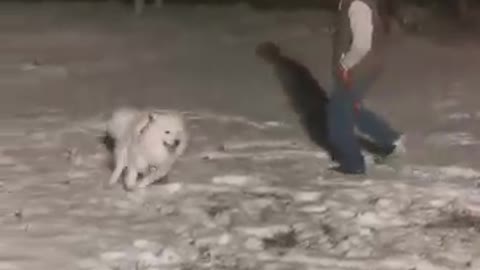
99, 132, 116, 170
100, 132, 115, 154
255, 41, 386, 159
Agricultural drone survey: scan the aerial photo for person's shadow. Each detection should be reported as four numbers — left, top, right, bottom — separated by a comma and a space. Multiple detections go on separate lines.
255, 41, 385, 160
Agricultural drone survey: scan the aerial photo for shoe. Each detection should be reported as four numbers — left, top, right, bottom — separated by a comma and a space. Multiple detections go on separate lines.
392, 135, 406, 155
328, 165, 365, 175
323, 166, 366, 180
374, 135, 406, 165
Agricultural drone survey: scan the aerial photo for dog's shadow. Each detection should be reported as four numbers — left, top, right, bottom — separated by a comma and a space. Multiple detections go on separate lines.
100, 133, 116, 154
255, 41, 385, 159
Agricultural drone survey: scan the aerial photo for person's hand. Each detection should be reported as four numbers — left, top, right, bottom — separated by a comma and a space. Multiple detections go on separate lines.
337, 65, 351, 89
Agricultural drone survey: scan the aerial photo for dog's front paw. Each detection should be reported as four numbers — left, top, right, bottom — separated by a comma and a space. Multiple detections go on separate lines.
138, 174, 169, 189
124, 183, 138, 192
103, 180, 118, 190
136, 181, 150, 189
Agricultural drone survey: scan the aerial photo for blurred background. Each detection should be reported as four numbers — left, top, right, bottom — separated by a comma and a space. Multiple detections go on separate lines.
9, 0, 480, 36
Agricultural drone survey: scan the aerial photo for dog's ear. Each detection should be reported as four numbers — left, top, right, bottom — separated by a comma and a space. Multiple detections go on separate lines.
134, 113, 154, 135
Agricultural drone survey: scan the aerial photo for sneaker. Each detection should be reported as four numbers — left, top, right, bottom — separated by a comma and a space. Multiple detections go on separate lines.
374, 135, 406, 165
326, 165, 366, 176
392, 135, 407, 155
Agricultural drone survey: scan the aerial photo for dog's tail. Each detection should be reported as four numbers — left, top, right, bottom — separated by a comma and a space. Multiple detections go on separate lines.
107, 107, 139, 140
255, 41, 282, 64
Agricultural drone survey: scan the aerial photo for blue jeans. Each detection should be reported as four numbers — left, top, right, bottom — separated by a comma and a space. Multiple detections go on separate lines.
327, 78, 400, 173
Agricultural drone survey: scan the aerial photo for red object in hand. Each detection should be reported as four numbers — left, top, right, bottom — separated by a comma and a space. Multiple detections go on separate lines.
354, 101, 361, 112
338, 65, 351, 89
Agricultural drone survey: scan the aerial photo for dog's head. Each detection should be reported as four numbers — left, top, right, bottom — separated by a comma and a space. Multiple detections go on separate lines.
147, 112, 188, 155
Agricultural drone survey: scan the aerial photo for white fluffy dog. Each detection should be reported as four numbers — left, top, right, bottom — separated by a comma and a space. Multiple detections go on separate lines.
106, 107, 188, 190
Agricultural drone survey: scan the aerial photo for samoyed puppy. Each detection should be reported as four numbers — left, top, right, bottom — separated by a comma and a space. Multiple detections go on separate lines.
106, 107, 188, 190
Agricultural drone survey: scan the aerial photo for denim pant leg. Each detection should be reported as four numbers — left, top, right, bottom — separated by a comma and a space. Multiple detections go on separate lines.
355, 107, 401, 150
327, 88, 365, 172
351, 78, 401, 152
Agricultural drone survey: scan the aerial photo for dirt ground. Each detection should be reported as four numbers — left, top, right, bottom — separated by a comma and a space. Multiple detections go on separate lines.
2, 2, 480, 270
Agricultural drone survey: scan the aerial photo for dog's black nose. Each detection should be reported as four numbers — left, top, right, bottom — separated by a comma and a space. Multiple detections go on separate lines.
173, 139, 180, 147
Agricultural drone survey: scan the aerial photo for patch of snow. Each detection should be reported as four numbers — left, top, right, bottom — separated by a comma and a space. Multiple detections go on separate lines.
218, 233, 233, 245
356, 211, 408, 229
264, 121, 287, 127
426, 132, 479, 146
100, 251, 127, 261
298, 205, 328, 214
0, 152, 16, 165
403, 165, 480, 180
0, 262, 19, 270
66, 170, 91, 179
447, 112, 471, 120
212, 174, 261, 186
415, 259, 450, 270
137, 248, 182, 267
185, 111, 275, 130
200, 149, 329, 161
433, 99, 459, 110
244, 237, 264, 251
459, 189, 480, 215
222, 139, 299, 151
133, 239, 161, 250
155, 182, 184, 195
293, 191, 322, 202
438, 166, 480, 179
236, 224, 292, 238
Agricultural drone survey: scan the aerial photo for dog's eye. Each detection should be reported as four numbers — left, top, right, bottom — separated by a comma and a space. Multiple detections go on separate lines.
165, 130, 170, 134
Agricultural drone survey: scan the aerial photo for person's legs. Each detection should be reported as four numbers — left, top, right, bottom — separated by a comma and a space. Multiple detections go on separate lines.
327, 85, 365, 174
356, 106, 401, 153
352, 78, 402, 156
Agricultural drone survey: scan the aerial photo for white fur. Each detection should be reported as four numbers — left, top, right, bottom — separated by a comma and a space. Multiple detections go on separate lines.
106, 107, 188, 190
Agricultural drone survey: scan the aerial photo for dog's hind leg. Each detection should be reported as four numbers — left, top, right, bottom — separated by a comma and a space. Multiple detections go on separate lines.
137, 164, 171, 189
108, 148, 127, 186
124, 167, 139, 191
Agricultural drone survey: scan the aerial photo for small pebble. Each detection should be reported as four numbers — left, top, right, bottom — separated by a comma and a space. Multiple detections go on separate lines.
14, 210, 23, 220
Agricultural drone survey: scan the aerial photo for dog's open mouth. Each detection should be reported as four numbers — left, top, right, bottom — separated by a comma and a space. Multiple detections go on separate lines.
163, 140, 180, 152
